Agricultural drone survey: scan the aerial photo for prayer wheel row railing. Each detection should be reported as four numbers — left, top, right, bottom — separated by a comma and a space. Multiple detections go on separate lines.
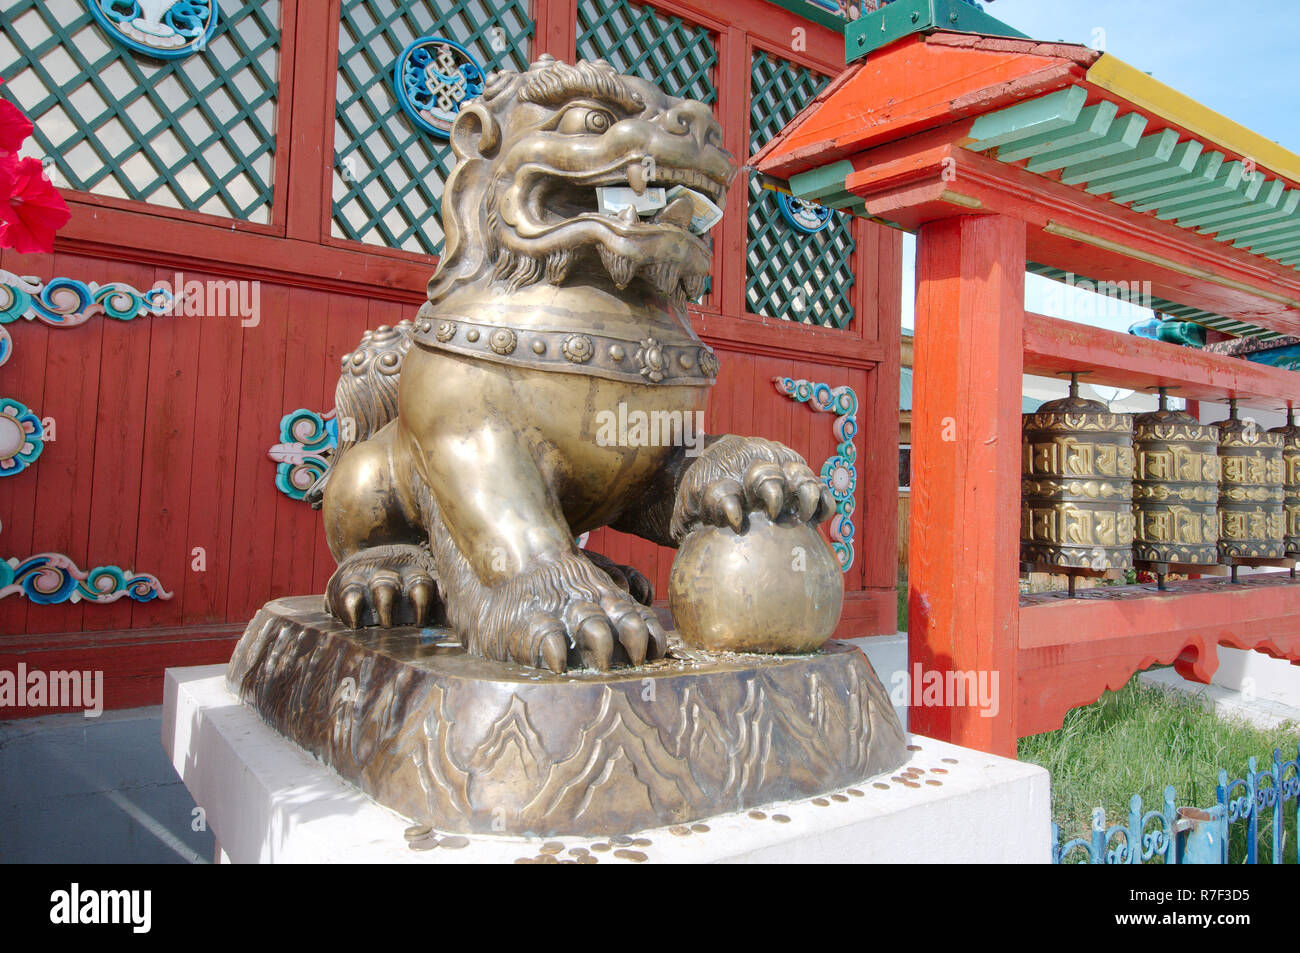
1022, 374, 1299, 594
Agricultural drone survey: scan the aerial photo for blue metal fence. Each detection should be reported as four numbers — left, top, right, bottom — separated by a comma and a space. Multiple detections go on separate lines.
1051, 741, 1299, 863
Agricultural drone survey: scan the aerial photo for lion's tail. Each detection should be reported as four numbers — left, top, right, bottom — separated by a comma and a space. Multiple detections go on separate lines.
304, 318, 414, 509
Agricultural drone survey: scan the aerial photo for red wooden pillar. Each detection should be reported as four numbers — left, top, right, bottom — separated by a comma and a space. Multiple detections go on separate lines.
908, 214, 1025, 756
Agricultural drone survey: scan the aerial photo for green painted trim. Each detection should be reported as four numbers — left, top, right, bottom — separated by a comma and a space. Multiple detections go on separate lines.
1082, 138, 1200, 196
1241, 224, 1300, 251
763, 0, 850, 35
1108, 148, 1221, 206
1192, 179, 1284, 232
844, 0, 1026, 64
1025, 113, 1147, 174
789, 160, 855, 201
1228, 208, 1300, 247
1204, 190, 1299, 241
1130, 157, 1242, 213
967, 86, 1086, 152
1249, 234, 1300, 257
972, 88, 1300, 276
1155, 162, 1261, 223
1063, 128, 1179, 189
996, 101, 1119, 164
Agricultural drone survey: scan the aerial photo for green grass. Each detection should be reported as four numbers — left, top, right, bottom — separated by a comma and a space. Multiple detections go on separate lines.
1019, 676, 1300, 863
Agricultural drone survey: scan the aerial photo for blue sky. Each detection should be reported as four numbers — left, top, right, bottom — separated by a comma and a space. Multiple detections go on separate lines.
900, 0, 1300, 332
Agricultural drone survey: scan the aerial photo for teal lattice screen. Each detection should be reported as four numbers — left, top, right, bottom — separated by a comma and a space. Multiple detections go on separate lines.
0, 0, 281, 223
747, 50, 855, 329
576, 0, 717, 104
332, 0, 533, 255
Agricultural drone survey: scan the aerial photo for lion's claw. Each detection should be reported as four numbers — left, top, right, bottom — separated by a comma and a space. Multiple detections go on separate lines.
701, 478, 745, 532
691, 457, 831, 533
672, 434, 833, 539
473, 553, 667, 674
326, 544, 440, 629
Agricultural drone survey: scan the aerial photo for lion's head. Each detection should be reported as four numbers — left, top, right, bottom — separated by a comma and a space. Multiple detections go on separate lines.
428, 55, 737, 304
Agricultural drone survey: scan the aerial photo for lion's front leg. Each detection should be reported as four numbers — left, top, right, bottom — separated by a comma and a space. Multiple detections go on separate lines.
614, 434, 835, 546
405, 418, 667, 674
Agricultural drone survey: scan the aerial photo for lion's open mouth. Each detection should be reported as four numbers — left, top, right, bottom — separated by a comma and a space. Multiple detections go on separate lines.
529, 158, 728, 239
497, 152, 732, 298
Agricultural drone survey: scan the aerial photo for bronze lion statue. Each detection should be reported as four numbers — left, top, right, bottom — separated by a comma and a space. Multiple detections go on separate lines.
315, 55, 834, 673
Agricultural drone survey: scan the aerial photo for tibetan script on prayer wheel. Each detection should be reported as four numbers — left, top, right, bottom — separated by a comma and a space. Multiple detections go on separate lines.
1131, 400, 1220, 565
1021, 383, 1135, 570
1217, 407, 1285, 560
1268, 411, 1300, 556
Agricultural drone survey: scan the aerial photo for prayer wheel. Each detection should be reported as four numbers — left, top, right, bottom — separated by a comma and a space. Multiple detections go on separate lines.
1021, 377, 1135, 571
1268, 409, 1300, 556
1131, 393, 1219, 566
1216, 402, 1285, 560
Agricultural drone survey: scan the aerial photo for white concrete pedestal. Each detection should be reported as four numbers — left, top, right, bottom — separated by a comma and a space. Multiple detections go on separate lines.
163, 665, 1050, 863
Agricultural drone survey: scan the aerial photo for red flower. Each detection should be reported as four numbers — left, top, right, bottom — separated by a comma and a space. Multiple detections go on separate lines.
0, 151, 13, 198
0, 155, 70, 254
0, 97, 32, 154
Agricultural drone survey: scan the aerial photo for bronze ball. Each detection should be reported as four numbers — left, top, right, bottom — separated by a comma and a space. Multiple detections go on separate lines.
669, 511, 843, 653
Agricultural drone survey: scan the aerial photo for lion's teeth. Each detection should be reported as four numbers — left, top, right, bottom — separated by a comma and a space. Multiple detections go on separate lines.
619, 204, 640, 225
665, 185, 724, 235
654, 193, 694, 229
628, 159, 648, 195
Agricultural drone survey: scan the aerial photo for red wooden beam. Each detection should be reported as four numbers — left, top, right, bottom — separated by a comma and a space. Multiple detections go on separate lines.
908, 213, 1025, 757
1023, 312, 1300, 410
1018, 577, 1300, 736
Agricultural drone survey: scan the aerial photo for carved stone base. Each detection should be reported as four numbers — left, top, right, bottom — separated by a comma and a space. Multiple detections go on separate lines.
226, 596, 908, 837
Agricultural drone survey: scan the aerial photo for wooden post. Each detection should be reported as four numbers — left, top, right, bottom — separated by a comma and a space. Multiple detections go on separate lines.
908, 214, 1025, 756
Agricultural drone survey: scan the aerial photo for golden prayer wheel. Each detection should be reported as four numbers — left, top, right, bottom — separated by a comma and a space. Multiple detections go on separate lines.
1216, 402, 1285, 560
1131, 393, 1220, 566
1021, 377, 1135, 571
1268, 409, 1300, 556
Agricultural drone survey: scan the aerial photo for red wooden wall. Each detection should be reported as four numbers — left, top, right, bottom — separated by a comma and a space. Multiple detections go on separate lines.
0, 0, 901, 716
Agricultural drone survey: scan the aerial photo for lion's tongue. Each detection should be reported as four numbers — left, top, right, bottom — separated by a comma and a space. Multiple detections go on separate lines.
653, 193, 695, 229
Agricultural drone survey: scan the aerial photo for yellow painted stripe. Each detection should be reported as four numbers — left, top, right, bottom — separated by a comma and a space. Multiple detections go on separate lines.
1087, 54, 1300, 186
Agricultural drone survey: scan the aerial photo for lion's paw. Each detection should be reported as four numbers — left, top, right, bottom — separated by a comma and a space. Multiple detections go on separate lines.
671, 435, 834, 539
325, 543, 440, 629
462, 551, 666, 674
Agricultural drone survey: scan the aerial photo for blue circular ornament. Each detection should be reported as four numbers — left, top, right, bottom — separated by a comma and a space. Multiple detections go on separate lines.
777, 192, 833, 234
393, 37, 486, 137
89, 1, 219, 60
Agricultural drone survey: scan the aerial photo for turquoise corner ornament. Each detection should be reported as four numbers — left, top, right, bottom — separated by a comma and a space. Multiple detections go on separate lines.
773, 377, 858, 571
